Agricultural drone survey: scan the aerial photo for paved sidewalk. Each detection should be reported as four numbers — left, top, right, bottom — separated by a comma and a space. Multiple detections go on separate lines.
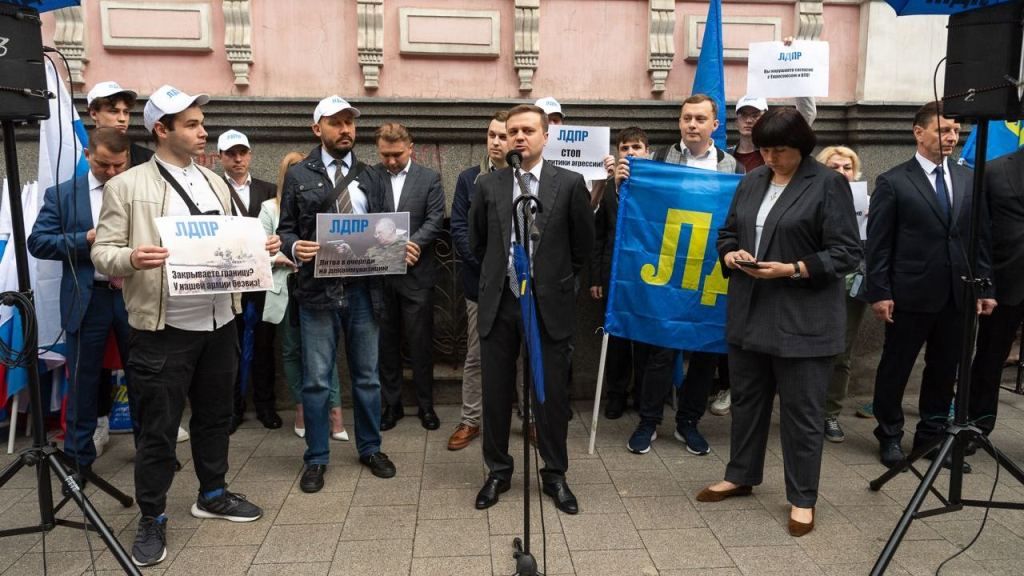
3, 392, 1024, 575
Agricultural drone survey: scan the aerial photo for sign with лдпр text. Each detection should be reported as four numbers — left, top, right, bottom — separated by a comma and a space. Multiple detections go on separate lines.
315, 212, 410, 278
155, 215, 274, 296
745, 40, 829, 98
542, 124, 611, 181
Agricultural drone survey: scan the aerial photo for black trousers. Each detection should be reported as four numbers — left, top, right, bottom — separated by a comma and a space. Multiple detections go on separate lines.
233, 298, 277, 415
725, 345, 831, 508
379, 281, 435, 412
873, 299, 964, 449
970, 302, 1024, 435
603, 335, 642, 407
636, 346, 726, 427
481, 286, 571, 484
128, 322, 237, 517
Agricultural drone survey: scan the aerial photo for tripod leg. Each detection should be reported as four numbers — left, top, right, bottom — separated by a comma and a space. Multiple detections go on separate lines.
0, 454, 27, 486
871, 436, 955, 576
46, 453, 142, 576
53, 449, 134, 507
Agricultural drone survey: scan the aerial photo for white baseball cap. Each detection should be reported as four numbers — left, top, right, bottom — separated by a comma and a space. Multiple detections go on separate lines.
314, 95, 361, 123
735, 95, 768, 113
534, 96, 565, 118
86, 81, 137, 106
217, 130, 250, 152
143, 84, 211, 131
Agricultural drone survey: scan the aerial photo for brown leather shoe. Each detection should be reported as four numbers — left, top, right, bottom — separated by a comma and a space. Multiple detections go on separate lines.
447, 423, 480, 451
695, 484, 753, 502
788, 508, 815, 537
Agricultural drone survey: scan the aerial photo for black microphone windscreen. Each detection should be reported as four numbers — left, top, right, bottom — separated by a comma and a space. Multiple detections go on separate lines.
505, 150, 523, 168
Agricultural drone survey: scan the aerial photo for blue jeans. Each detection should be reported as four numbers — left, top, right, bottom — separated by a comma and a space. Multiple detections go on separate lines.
299, 282, 382, 463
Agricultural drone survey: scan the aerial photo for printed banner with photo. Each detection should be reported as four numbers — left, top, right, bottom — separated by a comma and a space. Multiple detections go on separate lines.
155, 215, 273, 296
542, 124, 611, 181
315, 212, 410, 278
746, 40, 829, 98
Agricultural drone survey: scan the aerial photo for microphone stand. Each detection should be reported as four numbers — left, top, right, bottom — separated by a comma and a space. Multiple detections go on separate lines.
509, 164, 544, 576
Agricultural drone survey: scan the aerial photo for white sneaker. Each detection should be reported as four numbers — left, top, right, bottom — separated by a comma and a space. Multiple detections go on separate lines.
93, 416, 110, 458
177, 426, 190, 443
709, 390, 731, 416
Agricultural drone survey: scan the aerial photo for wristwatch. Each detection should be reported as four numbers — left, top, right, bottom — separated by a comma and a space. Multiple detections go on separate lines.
790, 262, 802, 279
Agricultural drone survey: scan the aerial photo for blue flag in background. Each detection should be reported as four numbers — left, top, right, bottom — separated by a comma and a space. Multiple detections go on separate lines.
0, 0, 80, 12
513, 243, 545, 404
884, 0, 1012, 16
959, 120, 1024, 168
605, 159, 741, 355
692, 0, 727, 151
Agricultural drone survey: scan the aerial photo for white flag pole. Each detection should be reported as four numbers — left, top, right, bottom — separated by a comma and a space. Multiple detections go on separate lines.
6, 395, 18, 454
588, 331, 610, 455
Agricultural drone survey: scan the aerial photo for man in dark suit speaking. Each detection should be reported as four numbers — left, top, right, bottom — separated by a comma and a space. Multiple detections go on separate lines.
470, 104, 594, 514
969, 148, 1024, 446
866, 101, 996, 470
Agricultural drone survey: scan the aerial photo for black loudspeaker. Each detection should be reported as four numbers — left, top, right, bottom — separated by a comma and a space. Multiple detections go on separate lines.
0, 5, 49, 122
943, 0, 1024, 120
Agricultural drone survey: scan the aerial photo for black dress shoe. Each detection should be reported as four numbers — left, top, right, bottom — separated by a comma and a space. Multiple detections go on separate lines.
542, 480, 579, 514
360, 452, 397, 479
879, 441, 906, 469
229, 412, 244, 435
419, 409, 440, 431
475, 476, 510, 510
381, 405, 405, 431
256, 410, 283, 430
604, 397, 626, 420
300, 464, 326, 493
923, 448, 972, 473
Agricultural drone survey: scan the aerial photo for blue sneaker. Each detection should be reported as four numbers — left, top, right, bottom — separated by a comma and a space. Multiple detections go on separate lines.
674, 422, 710, 455
627, 422, 658, 454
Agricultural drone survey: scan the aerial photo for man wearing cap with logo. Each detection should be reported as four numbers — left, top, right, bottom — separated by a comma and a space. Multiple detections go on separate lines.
92, 85, 278, 567
729, 94, 816, 173
535, 96, 565, 126
29, 127, 136, 488
86, 81, 154, 167
277, 95, 396, 494
217, 130, 281, 432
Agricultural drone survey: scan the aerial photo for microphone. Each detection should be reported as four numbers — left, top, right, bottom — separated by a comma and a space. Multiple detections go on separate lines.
506, 150, 523, 170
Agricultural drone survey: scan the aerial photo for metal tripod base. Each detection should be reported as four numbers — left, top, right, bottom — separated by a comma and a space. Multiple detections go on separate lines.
511, 537, 542, 576
868, 424, 1024, 576
0, 444, 141, 574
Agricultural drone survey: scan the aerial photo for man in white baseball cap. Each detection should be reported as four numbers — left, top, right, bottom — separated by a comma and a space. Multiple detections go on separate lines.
92, 83, 276, 567
534, 96, 565, 125
86, 80, 153, 167
215, 129, 281, 434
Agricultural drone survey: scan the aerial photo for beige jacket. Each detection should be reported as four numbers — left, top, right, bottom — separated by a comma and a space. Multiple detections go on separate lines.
91, 156, 241, 331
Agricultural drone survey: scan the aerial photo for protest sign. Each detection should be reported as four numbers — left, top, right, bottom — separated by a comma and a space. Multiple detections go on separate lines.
155, 215, 273, 296
315, 212, 410, 278
746, 40, 829, 98
542, 124, 611, 180
850, 181, 869, 240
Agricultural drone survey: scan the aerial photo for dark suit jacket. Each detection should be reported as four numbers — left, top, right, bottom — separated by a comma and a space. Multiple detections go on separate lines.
452, 164, 484, 301
470, 161, 594, 341
130, 143, 153, 167
717, 157, 862, 357
368, 161, 445, 290
589, 175, 617, 290
984, 149, 1024, 306
28, 174, 101, 334
865, 156, 992, 313
224, 176, 276, 218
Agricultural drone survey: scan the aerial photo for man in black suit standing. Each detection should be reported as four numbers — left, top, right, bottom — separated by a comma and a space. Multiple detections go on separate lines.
969, 148, 1024, 446
470, 104, 594, 514
219, 130, 281, 431
866, 101, 996, 470
370, 123, 446, 431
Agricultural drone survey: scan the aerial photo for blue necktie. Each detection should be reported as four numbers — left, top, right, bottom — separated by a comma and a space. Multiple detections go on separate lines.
934, 165, 950, 220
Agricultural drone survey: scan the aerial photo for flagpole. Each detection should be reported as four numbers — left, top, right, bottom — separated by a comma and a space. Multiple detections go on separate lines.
6, 395, 16, 454
588, 331, 609, 455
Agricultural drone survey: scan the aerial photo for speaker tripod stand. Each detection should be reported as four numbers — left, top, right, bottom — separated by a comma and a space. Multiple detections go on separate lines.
0, 119, 141, 575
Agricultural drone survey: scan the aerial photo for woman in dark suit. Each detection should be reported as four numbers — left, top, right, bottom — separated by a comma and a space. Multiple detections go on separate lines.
695, 108, 862, 537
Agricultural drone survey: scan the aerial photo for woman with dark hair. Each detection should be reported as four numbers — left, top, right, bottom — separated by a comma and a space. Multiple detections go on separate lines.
695, 108, 862, 537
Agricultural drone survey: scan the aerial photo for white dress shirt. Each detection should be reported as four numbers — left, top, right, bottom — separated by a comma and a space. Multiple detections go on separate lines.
509, 159, 544, 268
155, 154, 235, 332
681, 141, 720, 171
388, 160, 411, 210
226, 172, 252, 213
320, 148, 368, 214
914, 152, 953, 206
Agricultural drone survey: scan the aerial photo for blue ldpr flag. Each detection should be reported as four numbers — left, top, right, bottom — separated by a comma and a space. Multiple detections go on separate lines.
605, 158, 741, 354
692, 0, 727, 151
512, 243, 545, 404
884, 0, 1012, 16
959, 120, 1024, 168
0, 0, 80, 12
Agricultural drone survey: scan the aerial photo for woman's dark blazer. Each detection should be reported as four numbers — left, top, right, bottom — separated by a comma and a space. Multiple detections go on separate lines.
716, 156, 862, 358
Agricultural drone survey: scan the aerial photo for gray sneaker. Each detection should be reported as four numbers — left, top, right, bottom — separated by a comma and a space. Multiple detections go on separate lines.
190, 491, 262, 522
131, 516, 167, 567
824, 416, 845, 443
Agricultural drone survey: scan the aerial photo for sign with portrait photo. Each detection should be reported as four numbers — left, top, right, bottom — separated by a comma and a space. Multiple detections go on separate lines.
314, 212, 410, 278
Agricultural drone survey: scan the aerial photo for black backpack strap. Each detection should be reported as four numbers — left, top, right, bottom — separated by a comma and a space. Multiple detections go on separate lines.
157, 163, 226, 216
321, 160, 367, 213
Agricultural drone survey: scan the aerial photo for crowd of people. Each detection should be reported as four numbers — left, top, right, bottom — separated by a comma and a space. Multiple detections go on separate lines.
24, 68, 1021, 567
